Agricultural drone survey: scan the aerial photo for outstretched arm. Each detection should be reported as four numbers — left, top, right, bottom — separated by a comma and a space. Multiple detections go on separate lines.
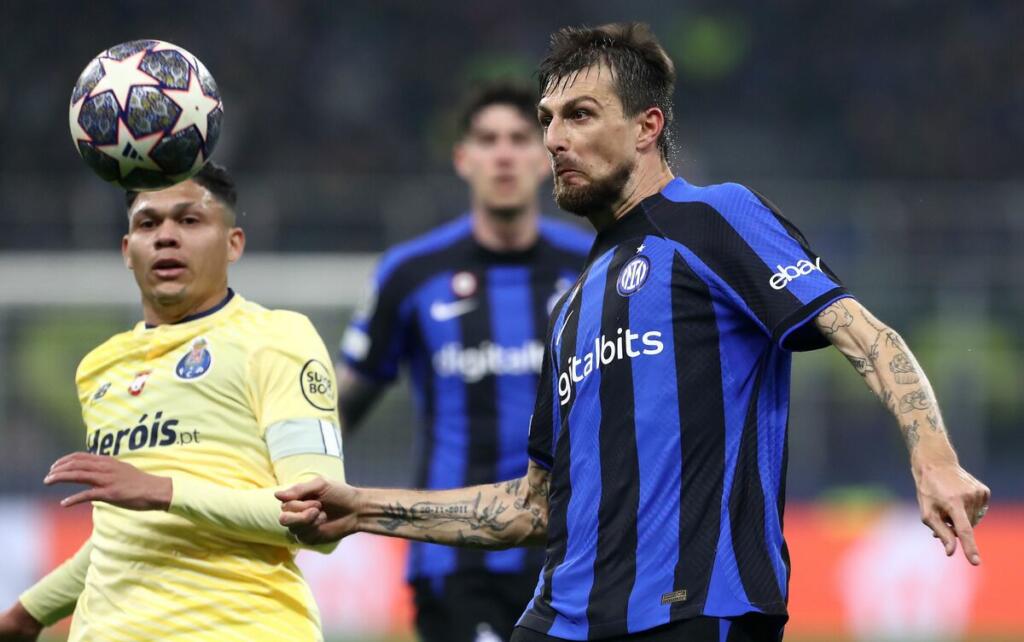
815, 298, 991, 563
44, 452, 346, 553
277, 460, 551, 549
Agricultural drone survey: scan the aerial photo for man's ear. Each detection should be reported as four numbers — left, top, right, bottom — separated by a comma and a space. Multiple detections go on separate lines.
635, 107, 665, 154
121, 234, 132, 270
452, 142, 471, 181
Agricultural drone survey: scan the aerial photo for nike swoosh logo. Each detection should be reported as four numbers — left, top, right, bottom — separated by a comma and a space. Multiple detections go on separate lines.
430, 298, 478, 322
555, 310, 574, 347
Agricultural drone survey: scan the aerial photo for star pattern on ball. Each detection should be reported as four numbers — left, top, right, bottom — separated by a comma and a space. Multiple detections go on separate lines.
95, 118, 164, 178
68, 97, 92, 145
88, 50, 161, 110
164, 69, 221, 141
150, 41, 201, 71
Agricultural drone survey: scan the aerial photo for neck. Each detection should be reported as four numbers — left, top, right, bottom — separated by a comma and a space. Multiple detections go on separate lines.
142, 286, 230, 326
470, 203, 540, 252
589, 157, 675, 231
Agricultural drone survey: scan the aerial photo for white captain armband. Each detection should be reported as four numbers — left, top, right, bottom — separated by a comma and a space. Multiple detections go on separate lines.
265, 418, 343, 461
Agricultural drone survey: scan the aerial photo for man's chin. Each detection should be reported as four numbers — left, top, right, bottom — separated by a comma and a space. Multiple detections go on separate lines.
148, 283, 189, 306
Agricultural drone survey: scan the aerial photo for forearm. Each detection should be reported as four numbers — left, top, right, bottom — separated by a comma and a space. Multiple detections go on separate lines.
356, 477, 547, 549
19, 540, 91, 626
170, 454, 345, 551
819, 300, 956, 468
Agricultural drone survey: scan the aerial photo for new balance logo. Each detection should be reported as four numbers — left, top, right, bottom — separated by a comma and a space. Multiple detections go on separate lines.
769, 257, 823, 290
429, 298, 477, 322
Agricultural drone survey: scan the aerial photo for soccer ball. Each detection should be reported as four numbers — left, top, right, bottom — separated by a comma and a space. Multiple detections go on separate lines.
68, 40, 223, 190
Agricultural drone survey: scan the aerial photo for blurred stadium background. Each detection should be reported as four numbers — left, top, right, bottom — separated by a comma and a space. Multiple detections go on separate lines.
1, 1, 1022, 641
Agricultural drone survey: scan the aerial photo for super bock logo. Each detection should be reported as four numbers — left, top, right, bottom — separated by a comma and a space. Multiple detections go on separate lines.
617, 255, 651, 296
175, 337, 213, 381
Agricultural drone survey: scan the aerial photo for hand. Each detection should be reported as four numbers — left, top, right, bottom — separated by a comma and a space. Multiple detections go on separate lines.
913, 460, 991, 565
44, 453, 172, 511
0, 601, 43, 641
276, 477, 360, 545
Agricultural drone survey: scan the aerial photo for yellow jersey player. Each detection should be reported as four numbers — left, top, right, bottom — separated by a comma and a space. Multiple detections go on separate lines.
0, 162, 345, 642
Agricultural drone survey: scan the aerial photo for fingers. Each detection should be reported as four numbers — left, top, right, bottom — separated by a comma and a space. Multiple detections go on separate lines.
280, 506, 321, 528
60, 488, 106, 507
275, 478, 326, 503
281, 500, 322, 514
49, 452, 111, 472
922, 513, 957, 557
43, 469, 107, 487
948, 505, 981, 565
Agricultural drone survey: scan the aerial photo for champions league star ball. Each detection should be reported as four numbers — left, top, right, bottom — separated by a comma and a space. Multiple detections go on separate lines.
68, 40, 223, 190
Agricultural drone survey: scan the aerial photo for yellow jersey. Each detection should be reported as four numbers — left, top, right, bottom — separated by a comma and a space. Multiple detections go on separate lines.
68, 291, 340, 642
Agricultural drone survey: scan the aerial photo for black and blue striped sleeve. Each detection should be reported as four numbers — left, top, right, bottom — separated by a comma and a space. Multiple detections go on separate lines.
339, 256, 412, 382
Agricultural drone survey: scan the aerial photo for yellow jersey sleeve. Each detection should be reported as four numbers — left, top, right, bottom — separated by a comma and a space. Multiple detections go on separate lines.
20, 539, 92, 626
247, 312, 340, 434
169, 454, 344, 553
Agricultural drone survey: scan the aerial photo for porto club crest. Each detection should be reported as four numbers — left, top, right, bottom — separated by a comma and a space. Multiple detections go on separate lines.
175, 337, 213, 381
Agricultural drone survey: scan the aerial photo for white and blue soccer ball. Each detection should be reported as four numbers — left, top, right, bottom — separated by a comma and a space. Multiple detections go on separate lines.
69, 39, 223, 190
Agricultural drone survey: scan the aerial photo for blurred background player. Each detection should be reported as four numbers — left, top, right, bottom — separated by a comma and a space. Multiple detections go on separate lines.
336, 82, 591, 642
0, 163, 345, 641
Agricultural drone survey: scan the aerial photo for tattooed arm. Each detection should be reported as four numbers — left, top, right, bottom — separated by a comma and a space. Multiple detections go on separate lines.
815, 298, 991, 564
275, 461, 551, 548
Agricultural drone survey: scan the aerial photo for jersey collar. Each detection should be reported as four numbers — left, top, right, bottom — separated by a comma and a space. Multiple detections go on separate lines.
143, 288, 236, 329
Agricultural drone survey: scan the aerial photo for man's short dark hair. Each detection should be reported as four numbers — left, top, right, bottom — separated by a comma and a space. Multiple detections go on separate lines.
537, 22, 676, 158
458, 81, 540, 138
125, 161, 238, 211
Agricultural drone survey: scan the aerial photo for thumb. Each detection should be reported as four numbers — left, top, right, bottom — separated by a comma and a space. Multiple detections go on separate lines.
275, 477, 326, 503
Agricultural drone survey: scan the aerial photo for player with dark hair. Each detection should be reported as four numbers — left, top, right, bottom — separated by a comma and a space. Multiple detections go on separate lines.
279, 23, 990, 642
0, 162, 345, 642
336, 81, 591, 642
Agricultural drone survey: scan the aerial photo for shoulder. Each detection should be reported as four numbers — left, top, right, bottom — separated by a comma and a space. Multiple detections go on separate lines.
649, 179, 780, 242
538, 216, 593, 256
232, 301, 326, 354
375, 217, 474, 285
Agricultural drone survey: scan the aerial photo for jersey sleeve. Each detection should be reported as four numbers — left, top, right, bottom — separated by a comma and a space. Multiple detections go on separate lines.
247, 312, 340, 435
20, 538, 91, 626
708, 187, 851, 351
338, 255, 413, 382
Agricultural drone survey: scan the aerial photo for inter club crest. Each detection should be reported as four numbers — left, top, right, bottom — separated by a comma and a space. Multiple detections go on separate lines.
617, 255, 651, 296
175, 337, 213, 381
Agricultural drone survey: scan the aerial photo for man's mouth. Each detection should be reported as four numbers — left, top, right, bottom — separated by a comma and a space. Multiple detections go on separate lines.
152, 258, 187, 280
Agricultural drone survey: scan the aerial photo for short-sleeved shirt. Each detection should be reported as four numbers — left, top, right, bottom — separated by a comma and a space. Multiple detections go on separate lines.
340, 215, 591, 579
520, 178, 852, 639
72, 290, 340, 642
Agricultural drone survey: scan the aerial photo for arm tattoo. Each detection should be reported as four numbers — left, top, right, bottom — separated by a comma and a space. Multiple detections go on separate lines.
818, 301, 855, 336
898, 389, 932, 414
902, 419, 921, 452
372, 469, 550, 549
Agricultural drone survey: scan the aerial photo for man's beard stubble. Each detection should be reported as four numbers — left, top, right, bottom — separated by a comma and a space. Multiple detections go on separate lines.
553, 160, 634, 217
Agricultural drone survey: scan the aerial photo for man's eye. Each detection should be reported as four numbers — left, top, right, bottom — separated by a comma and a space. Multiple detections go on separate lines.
138, 220, 155, 229
538, 116, 551, 128
572, 110, 588, 120
182, 216, 199, 225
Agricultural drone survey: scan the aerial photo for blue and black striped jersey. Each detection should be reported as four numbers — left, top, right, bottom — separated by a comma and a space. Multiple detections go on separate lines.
341, 215, 592, 580
520, 178, 852, 639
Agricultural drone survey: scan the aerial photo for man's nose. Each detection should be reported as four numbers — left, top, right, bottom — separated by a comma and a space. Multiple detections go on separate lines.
544, 117, 568, 156
153, 220, 181, 247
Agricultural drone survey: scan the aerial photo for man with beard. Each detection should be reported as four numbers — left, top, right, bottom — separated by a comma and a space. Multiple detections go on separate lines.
336, 82, 591, 642
278, 23, 990, 642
